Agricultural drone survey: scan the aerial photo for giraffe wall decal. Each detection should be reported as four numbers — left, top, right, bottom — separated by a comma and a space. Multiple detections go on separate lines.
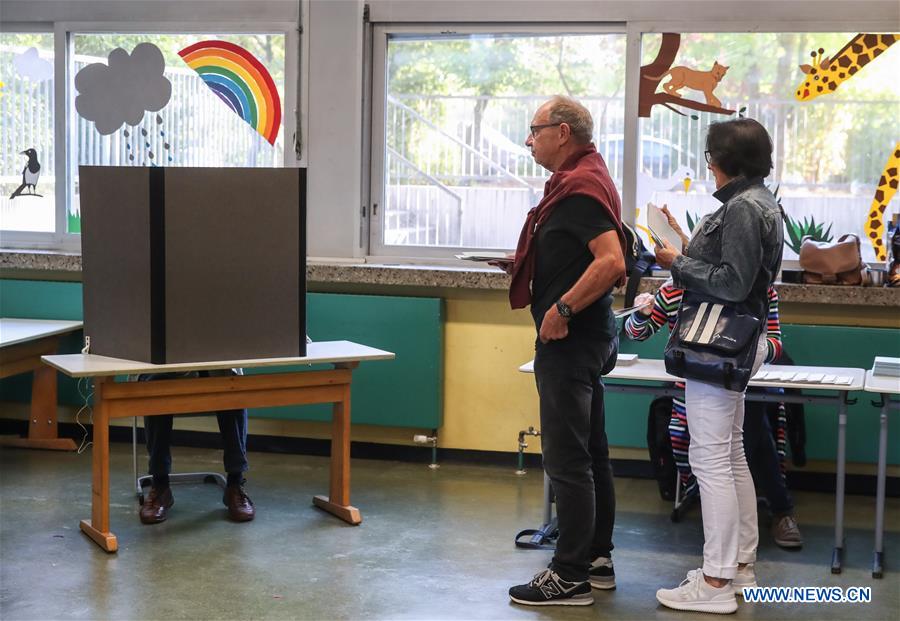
866, 143, 900, 262
795, 33, 897, 101
794, 33, 899, 260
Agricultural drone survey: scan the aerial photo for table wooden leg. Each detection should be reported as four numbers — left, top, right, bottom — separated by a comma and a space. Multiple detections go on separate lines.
0, 338, 76, 451
313, 381, 361, 525
80, 378, 117, 552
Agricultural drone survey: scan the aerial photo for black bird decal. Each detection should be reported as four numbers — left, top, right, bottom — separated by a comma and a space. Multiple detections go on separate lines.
10, 149, 42, 199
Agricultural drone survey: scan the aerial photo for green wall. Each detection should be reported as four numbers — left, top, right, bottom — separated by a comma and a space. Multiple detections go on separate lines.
614, 325, 900, 465
1, 278, 897, 464
0, 280, 443, 429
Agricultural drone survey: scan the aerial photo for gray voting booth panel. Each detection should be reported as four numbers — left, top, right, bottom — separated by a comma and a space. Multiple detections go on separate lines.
80, 166, 306, 364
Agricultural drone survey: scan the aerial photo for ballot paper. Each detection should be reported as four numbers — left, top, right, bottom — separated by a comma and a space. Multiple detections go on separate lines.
646, 203, 684, 249
455, 251, 513, 263
807, 373, 825, 383
835, 376, 854, 385
822, 374, 837, 384
792, 372, 809, 382
616, 353, 639, 365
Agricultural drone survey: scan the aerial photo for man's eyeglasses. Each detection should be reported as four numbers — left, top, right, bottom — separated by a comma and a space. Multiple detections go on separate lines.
529, 123, 562, 138
704, 150, 714, 164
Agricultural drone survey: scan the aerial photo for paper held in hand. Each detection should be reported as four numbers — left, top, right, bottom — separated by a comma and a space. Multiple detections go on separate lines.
646, 203, 683, 249
455, 251, 513, 264
613, 305, 646, 319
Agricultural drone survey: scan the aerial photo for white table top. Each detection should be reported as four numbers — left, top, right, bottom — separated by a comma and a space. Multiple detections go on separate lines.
1, 318, 84, 348
519, 357, 866, 391
864, 370, 900, 395
42, 340, 395, 378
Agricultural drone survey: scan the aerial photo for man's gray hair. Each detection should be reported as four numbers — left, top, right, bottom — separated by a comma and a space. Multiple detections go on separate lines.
546, 95, 594, 144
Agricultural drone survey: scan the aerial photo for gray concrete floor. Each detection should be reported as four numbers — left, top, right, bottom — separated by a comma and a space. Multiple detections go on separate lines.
0, 443, 897, 621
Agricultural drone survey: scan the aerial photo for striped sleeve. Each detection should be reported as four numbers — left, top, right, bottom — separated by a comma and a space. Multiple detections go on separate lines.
624, 283, 681, 341
765, 286, 783, 363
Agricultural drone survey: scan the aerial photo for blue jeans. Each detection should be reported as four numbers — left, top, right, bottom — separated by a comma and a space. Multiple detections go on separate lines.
139, 371, 249, 477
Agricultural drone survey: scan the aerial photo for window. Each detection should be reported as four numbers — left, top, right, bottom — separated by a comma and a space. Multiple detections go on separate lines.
639, 32, 900, 262
1, 25, 294, 250
370, 29, 626, 256
1, 33, 55, 234
70, 33, 286, 233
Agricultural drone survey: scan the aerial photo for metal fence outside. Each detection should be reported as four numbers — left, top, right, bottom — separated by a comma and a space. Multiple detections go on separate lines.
384, 93, 898, 251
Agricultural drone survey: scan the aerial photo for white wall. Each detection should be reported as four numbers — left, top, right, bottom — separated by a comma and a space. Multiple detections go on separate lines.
306, 0, 365, 259
368, 0, 899, 25
0, 0, 299, 22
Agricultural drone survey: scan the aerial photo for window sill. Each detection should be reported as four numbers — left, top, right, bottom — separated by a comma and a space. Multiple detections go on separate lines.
2, 249, 899, 308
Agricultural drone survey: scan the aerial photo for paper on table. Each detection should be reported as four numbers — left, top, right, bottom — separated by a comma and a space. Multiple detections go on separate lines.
807, 373, 825, 382
646, 203, 683, 249
616, 353, 639, 365
822, 374, 837, 384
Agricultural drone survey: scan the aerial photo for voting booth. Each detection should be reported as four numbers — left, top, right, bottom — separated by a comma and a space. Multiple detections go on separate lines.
79, 166, 306, 363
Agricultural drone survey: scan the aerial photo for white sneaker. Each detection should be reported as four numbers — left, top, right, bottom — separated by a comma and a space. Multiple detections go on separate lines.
732, 564, 757, 597
656, 568, 738, 614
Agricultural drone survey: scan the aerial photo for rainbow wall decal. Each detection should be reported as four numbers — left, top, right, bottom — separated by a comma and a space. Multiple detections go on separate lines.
178, 40, 281, 145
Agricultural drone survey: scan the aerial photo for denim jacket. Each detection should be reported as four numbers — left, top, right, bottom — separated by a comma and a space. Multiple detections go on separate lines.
671, 177, 783, 322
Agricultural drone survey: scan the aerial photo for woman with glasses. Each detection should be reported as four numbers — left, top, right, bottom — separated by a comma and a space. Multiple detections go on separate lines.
652, 118, 783, 614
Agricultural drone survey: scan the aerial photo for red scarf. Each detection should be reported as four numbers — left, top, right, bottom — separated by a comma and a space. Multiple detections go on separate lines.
509, 144, 626, 309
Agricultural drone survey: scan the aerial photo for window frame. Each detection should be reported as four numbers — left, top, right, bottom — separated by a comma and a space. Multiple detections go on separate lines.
366, 18, 895, 267
1, 20, 303, 252
367, 22, 628, 264
628, 20, 896, 269
0, 23, 62, 249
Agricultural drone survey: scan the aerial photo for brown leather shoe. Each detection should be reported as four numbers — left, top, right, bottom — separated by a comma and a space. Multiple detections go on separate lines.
772, 514, 803, 548
223, 484, 255, 522
140, 486, 174, 524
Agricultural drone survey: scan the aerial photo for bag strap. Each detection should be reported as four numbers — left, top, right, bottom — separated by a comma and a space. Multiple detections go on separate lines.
623, 258, 651, 308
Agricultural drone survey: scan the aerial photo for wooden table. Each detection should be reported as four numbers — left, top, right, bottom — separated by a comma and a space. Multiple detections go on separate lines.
43, 340, 395, 553
1, 318, 83, 451
520, 357, 866, 573
863, 369, 900, 578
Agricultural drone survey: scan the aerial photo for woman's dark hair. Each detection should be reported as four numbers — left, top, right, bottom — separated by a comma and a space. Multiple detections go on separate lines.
705, 118, 773, 179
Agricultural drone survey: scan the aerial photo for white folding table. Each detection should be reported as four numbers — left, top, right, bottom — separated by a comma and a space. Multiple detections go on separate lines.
863, 369, 900, 578
43, 340, 395, 553
0, 318, 83, 450
519, 357, 865, 573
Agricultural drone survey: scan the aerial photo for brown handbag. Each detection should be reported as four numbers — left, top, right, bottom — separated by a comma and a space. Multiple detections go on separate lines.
799, 233, 870, 286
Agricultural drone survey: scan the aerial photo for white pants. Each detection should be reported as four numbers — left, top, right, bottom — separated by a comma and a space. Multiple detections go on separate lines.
685, 334, 768, 579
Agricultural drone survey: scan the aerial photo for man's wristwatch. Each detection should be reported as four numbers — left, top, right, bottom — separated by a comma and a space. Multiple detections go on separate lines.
555, 300, 573, 320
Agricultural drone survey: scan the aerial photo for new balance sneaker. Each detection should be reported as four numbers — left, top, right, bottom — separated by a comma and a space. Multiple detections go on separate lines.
732, 564, 758, 597
509, 569, 594, 606
589, 556, 616, 590
656, 569, 738, 614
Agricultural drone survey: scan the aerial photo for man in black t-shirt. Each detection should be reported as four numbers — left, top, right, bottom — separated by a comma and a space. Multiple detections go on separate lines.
506, 96, 626, 607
